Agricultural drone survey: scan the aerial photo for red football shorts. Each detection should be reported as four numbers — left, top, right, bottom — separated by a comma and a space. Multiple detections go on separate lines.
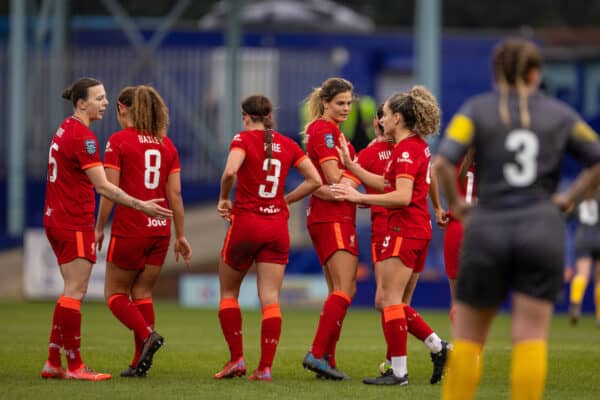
221, 214, 290, 270
308, 222, 359, 266
107, 235, 170, 270
45, 227, 97, 265
370, 213, 388, 265
379, 233, 430, 273
443, 217, 464, 279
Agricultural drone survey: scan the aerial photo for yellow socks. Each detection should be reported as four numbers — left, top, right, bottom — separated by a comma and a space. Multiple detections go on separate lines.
442, 340, 482, 400
569, 275, 588, 304
595, 283, 600, 321
510, 340, 547, 400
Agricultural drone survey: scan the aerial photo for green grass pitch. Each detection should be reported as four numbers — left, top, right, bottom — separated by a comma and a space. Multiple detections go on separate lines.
1, 302, 599, 399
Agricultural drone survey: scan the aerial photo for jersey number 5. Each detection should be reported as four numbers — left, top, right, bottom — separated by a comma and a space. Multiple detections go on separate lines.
258, 159, 281, 198
144, 149, 161, 189
503, 129, 539, 187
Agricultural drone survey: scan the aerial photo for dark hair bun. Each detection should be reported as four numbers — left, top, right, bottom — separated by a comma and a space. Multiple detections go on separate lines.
61, 88, 73, 100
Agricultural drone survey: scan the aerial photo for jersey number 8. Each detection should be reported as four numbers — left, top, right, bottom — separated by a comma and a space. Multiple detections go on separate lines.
144, 149, 161, 189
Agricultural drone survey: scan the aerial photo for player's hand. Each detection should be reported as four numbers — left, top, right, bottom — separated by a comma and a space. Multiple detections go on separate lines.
434, 207, 450, 228
94, 227, 105, 251
552, 192, 574, 213
139, 198, 173, 218
217, 199, 233, 221
174, 236, 192, 270
336, 135, 353, 167
330, 183, 362, 203
450, 199, 470, 221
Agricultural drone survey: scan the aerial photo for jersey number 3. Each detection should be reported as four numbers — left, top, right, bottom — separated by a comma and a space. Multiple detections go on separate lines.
503, 129, 539, 187
258, 159, 281, 198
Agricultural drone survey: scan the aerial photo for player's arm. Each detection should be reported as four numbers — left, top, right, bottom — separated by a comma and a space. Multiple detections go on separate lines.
336, 135, 384, 191
457, 147, 475, 185
95, 168, 119, 250
86, 166, 173, 218
332, 176, 413, 207
218, 149, 245, 221
432, 113, 474, 220
285, 158, 322, 205
557, 120, 600, 211
166, 171, 192, 268
428, 168, 449, 228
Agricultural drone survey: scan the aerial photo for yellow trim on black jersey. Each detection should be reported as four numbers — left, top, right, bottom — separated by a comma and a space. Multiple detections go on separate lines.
572, 121, 599, 143
445, 114, 475, 146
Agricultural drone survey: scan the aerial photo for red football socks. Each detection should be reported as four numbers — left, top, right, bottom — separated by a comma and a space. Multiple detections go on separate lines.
383, 304, 408, 357
107, 294, 152, 343
311, 291, 351, 359
219, 298, 243, 361
47, 297, 63, 367
259, 303, 282, 369
58, 296, 83, 371
404, 304, 434, 341
132, 297, 155, 366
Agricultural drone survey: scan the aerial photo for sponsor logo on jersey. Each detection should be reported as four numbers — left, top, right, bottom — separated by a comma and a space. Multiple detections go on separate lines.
146, 217, 168, 227
398, 151, 413, 163
55, 128, 64, 138
84, 139, 96, 155
424, 147, 431, 157
324, 133, 335, 149
259, 205, 281, 214
105, 141, 112, 152
232, 134, 242, 142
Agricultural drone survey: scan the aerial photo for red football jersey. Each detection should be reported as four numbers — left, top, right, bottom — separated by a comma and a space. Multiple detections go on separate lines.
43, 117, 102, 230
103, 128, 180, 237
229, 129, 307, 220
357, 140, 394, 218
383, 134, 432, 239
305, 119, 358, 226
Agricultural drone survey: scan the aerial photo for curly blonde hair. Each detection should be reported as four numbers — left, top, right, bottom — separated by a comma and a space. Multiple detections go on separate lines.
386, 85, 440, 136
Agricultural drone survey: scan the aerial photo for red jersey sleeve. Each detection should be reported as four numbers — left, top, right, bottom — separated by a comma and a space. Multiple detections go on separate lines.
311, 125, 340, 165
229, 133, 248, 155
393, 140, 424, 181
165, 138, 181, 174
103, 134, 122, 171
73, 124, 102, 170
290, 140, 308, 167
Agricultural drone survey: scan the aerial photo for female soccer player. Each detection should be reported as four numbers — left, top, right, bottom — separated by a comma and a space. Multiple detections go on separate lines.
95, 85, 192, 377
434, 38, 600, 400
214, 94, 321, 381
41, 77, 172, 381
568, 185, 600, 326
333, 86, 449, 385
356, 105, 449, 384
443, 148, 476, 322
300, 77, 361, 381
